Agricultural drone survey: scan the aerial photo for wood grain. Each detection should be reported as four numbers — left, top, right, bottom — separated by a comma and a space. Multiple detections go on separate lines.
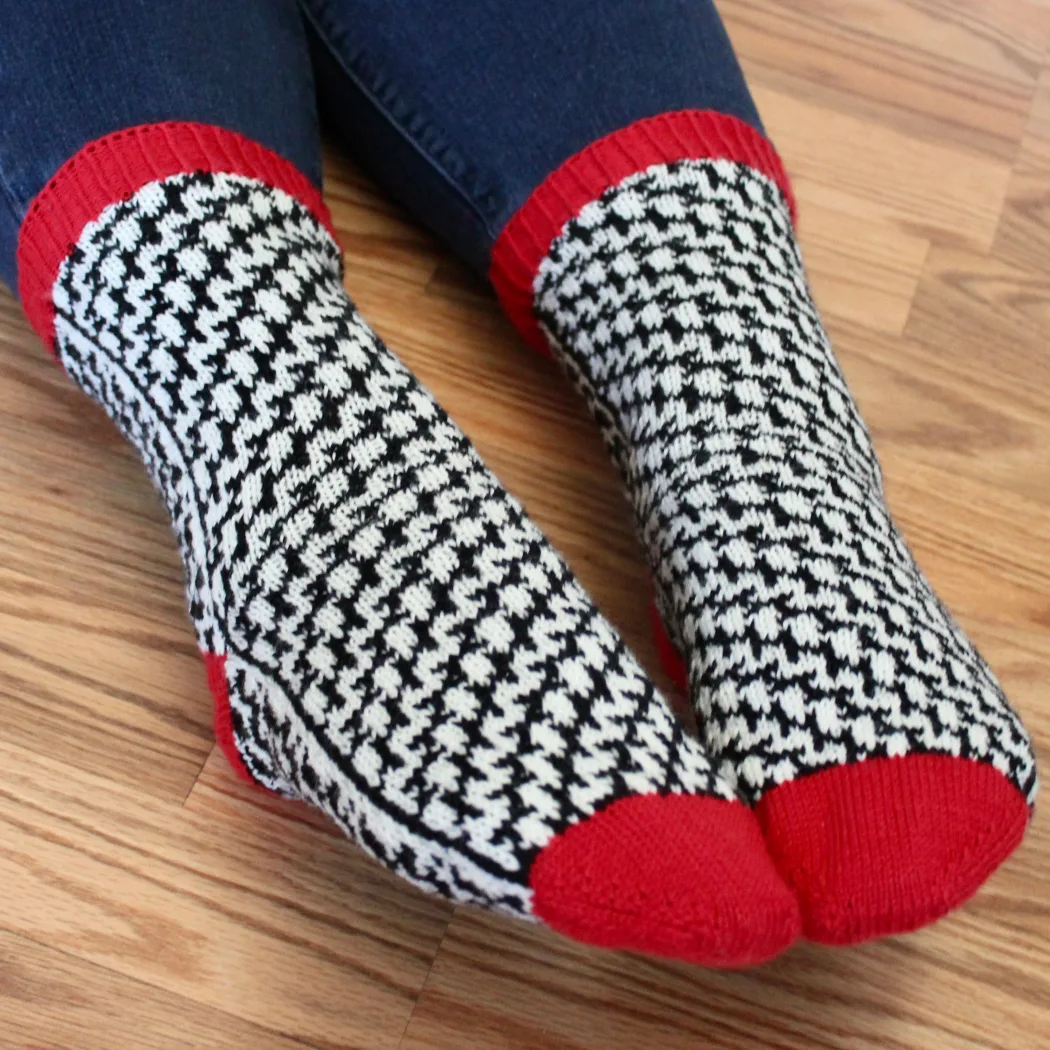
994, 69, 1050, 269
2, 1, 1050, 1046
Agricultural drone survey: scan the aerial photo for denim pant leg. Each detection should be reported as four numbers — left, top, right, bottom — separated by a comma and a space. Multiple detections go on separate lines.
0, 0, 321, 294
299, 0, 762, 277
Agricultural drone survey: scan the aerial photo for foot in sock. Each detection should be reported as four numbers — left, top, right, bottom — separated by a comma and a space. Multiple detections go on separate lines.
492, 110, 1037, 945
16, 122, 802, 966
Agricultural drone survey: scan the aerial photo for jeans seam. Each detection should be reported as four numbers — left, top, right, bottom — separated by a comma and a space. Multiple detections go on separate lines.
298, 0, 503, 243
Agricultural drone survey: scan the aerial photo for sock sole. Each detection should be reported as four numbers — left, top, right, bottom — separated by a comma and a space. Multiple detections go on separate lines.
530, 792, 801, 966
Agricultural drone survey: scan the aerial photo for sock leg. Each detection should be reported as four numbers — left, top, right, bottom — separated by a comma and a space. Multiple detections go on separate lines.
493, 110, 1037, 944
17, 122, 801, 965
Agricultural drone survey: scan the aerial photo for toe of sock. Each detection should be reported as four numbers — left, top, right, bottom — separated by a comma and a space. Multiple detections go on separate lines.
756, 755, 1031, 945
529, 793, 801, 967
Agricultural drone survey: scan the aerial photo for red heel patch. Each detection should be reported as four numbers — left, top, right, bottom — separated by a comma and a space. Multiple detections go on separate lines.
202, 651, 256, 785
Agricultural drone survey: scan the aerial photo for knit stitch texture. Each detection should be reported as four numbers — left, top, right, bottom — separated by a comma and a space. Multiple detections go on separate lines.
17, 125, 802, 963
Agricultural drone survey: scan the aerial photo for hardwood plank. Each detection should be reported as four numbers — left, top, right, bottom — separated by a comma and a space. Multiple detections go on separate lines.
874, 454, 1050, 699
993, 70, 1050, 269
884, 482, 1050, 766
0, 928, 323, 1050
828, 318, 1050, 509
0, 294, 215, 800
0, 740, 451, 1049
755, 87, 1013, 249
801, 204, 929, 335
902, 246, 1050, 395
400, 861, 1050, 1050
0, 572, 210, 804
723, 0, 1050, 162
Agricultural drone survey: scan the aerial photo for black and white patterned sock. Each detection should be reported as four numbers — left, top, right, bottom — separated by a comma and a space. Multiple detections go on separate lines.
493, 110, 1037, 945
16, 121, 802, 966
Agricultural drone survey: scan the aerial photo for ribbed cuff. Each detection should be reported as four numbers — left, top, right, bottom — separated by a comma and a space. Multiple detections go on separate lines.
17, 121, 337, 352
490, 110, 796, 355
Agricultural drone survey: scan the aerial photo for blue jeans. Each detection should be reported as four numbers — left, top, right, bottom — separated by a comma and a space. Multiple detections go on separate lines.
0, 0, 762, 293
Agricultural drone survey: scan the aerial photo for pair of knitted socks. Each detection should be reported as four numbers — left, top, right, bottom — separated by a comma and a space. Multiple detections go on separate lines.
16, 116, 1034, 967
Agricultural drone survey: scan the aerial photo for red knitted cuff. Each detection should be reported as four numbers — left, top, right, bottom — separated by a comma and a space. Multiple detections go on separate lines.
17, 121, 336, 352
490, 110, 796, 355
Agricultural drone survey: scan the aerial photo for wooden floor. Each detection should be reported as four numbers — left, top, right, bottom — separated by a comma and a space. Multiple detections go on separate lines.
3, 2, 1050, 1047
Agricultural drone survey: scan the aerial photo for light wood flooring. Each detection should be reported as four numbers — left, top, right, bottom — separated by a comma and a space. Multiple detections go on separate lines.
2, 2, 1050, 1047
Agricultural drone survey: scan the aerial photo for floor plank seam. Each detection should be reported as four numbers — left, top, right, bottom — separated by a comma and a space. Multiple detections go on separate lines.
395, 906, 457, 1050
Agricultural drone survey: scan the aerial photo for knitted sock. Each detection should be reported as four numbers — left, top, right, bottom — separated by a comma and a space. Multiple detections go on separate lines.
16, 122, 802, 966
492, 111, 1037, 945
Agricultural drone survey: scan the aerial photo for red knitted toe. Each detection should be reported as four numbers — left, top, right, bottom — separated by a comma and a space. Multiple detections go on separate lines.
203, 652, 259, 786
530, 793, 801, 967
755, 755, 1030, 945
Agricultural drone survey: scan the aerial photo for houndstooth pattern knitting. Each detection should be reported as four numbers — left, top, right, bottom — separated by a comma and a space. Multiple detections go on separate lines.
50, 170, 732, 915
533, 157, 1037, 806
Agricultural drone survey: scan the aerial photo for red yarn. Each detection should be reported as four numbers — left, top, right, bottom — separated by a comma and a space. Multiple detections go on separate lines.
650, 595, 1029, 943
530, 792, 800, 967
17, 121, 336, 353
203, 652, 256, 785
756, 754, 1030, 944
490, 110, 795, 355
